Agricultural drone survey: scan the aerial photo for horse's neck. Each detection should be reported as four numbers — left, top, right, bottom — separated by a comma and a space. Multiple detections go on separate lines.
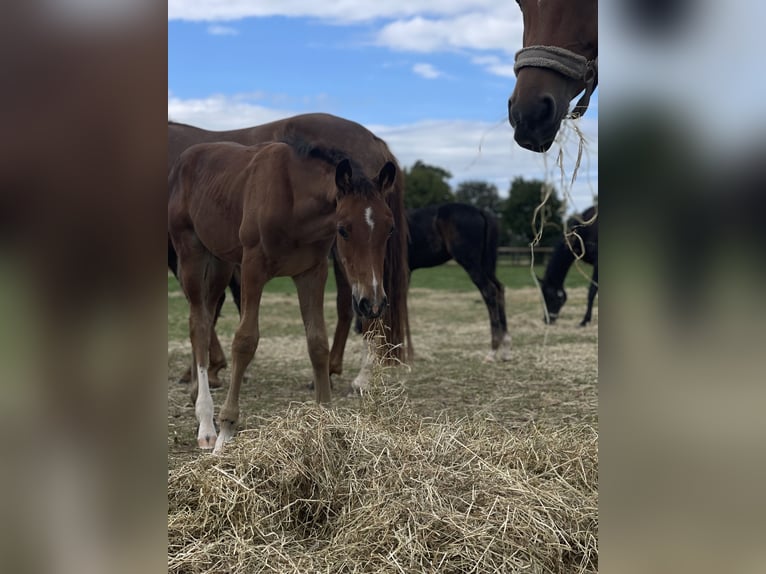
543, 241, 575, 288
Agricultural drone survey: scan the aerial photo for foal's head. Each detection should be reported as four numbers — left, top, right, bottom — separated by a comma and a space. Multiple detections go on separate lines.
539, 278, 567, 324
333, 159, 397, 320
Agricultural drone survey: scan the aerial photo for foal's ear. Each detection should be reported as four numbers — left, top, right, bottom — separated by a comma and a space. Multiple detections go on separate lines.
335, 158, 353, 197
377, 161, 397, 193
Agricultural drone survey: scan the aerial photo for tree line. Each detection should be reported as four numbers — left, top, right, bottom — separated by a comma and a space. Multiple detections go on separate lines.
403, 160, 592, 247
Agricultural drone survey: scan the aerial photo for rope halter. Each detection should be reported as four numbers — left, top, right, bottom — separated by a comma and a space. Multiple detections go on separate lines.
514, 45, 598, 119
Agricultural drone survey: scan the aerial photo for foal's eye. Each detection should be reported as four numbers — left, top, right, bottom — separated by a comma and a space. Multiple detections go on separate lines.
388, 226, 395, 237
338, 226, 349, 240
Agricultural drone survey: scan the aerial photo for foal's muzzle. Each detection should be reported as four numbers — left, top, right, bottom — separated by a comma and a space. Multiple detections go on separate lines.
354, 295, 388, 319
544, 313, 558, 325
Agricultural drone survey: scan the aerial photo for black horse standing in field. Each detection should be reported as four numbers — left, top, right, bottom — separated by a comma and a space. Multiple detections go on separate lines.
538, 206, 598, 326
349, 203, 511, 363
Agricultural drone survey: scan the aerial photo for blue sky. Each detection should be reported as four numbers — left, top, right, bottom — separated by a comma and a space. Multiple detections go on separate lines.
168, 1, 598, 210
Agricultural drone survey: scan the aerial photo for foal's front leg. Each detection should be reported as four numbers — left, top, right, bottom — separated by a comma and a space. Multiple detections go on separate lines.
294, 263, 332, 404
329, 255, 353, 377
214, 255, 267, 454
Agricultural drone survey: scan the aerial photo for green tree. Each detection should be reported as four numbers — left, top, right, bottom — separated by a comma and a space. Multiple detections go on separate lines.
501, 177, 565, 247
403, 160, 454, 209
454, 180, 502, 214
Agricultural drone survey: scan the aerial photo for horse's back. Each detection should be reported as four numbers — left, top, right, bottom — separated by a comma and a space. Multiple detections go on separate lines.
407, 203, 495, 270
244, 114, 396, 173
169, 142, 278, 263
407, 205, 451, 269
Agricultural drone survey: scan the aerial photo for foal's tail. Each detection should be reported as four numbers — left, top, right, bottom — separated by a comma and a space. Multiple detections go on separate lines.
480, 209, 501, 279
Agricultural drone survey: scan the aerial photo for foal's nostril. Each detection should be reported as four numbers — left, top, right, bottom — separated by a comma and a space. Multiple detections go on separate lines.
358, 297, 372, 317
370, 296, 388, 318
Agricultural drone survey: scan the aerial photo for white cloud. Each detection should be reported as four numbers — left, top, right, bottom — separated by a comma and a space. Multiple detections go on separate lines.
168, 92, 598, 212
169, 1, 506, 24
207, 24, 239, 36
168, 93, 294, 130
471, 55, 515, 78
375, 12, 521, 54
412, 63, 443, 79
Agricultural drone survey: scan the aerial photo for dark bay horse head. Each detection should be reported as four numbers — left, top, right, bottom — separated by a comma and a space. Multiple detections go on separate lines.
508, 0, 598, 152
334, 159, 397, 320
537, 275, 567, 324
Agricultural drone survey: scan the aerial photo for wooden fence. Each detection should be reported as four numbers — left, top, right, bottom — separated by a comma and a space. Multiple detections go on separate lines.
497, 246, 554, 266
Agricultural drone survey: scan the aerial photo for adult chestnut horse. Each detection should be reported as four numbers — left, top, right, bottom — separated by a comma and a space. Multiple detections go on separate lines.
168, 114, 411, 387
169, 140, 397, 452
508, 0, 598, 152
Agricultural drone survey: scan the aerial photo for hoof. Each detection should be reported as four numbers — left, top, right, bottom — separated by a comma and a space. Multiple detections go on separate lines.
209, 375, 223, 389
197, 432, 217, 450
307, 378, 335, 391
213, 420, 237, 454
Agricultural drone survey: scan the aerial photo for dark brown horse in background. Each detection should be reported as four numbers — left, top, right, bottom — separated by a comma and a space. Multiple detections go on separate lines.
508, 0, 598, 152
169, 140, 397, 452
538, 206, 598, 326
409, 204, 510, 360
168, 114, 411, 388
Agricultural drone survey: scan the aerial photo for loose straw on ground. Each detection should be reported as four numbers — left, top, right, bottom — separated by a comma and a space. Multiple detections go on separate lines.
168, 350, 598, 574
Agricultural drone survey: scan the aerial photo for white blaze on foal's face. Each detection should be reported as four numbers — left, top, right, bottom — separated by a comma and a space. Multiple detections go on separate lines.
365, 205, 378, 298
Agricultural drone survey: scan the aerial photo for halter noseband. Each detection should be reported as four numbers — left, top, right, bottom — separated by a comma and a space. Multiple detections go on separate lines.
514, 45, 598, 119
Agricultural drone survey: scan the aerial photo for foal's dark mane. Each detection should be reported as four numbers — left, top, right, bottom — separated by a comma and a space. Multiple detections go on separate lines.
281, 136, 379, 198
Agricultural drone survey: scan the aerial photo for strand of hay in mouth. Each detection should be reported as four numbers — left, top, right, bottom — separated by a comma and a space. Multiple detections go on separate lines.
168, 405, 598, 573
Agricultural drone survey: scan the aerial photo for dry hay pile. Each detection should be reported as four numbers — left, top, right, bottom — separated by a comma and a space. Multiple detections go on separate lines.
168, 377, 598, 574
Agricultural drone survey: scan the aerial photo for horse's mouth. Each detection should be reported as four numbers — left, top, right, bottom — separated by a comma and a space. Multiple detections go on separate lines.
513, 127, 557, 152
352, 296, 387, 319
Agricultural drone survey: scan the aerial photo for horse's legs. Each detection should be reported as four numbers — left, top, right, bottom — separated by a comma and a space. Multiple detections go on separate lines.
207, 295, 228, 386
208, 267, 243, 383
215, 255, 267, 454
490, 275, 512, 360
580, 264, 598, 327
178, 245, 232, 449
464, 266, 511, 361
329, 255, 352, 378
294, 262, 332, 404
179, 292, 228, 387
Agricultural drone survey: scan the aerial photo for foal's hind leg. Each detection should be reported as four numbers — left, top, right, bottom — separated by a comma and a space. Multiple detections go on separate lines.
178, 292, 227, 388
465, 267, 511, 362
491, 276, 511, 360
179, 247, 233, 449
